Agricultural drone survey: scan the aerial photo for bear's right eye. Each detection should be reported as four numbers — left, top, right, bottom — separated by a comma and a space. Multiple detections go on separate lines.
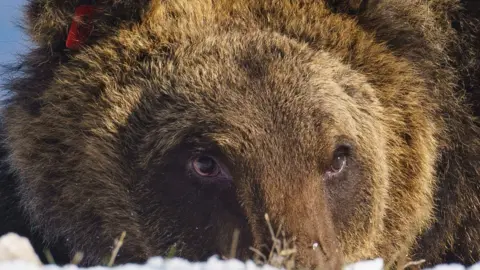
189, 154, 233, 185
192, 156, 221, 177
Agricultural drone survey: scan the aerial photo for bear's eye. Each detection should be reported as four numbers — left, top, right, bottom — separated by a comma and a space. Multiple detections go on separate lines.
192, 156, 221, 177
331, 154, 347, 172
328, 145, 351, 174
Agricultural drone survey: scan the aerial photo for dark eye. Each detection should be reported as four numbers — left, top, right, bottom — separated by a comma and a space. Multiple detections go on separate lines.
331, 154, 347, 172
192, 156, 221, 177
328, 145, 350, 174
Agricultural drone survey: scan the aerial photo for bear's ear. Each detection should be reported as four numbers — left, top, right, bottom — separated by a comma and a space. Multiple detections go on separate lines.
24, 0, 151, 52
326, 0, 370, 14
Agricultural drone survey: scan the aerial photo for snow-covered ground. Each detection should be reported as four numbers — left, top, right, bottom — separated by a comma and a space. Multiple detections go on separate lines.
0, 233, 479, 270
0, 257, 381, 270
2, 256, 480, 270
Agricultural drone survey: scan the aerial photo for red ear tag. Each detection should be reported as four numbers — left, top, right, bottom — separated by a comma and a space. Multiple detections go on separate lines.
66, 5, 95, 50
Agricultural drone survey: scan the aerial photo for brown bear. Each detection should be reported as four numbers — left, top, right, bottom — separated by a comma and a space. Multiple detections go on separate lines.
0, 0, 479, 269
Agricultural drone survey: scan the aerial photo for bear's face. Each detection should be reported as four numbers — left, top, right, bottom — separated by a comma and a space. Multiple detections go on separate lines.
10, 0, 477, 268
5, 10, 389, 269
118, 30, 389, 266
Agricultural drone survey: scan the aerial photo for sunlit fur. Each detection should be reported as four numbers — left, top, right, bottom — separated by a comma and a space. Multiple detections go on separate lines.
0, 0, 479, 269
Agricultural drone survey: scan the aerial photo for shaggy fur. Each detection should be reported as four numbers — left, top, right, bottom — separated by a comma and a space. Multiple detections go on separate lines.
0, 0, 479, 269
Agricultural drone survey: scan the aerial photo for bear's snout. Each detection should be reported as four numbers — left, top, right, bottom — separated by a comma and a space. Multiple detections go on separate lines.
286, 210, 344, 270
240, 171, 344, 270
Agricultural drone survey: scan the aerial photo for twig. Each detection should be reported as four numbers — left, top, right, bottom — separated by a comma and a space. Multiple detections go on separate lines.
108, 231, 126, 267
43, 249, 55, 265
229, 229, 241, 259
249, 246, 267, 262
403, 259, 426, 269
70, 252, 84, 265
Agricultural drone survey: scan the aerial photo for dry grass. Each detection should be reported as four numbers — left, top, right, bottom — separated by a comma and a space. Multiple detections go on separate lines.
43, 249, 55, 265
386, 244, 426, 270
241, 213, 426, 270
402, 259, 426, 270
248, 213, 298, 270
70, 251, 84, 265
43, 231, 127, 267
107, 231, 127, 267
40, 218, 427, 269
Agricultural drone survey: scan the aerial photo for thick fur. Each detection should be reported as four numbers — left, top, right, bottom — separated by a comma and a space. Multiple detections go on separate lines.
0, 0, 479, 269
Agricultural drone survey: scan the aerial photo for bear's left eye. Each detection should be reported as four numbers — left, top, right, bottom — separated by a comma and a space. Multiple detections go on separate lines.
192, 156, 221, 177
327, 145, 351, 175
331, 154, 347, 172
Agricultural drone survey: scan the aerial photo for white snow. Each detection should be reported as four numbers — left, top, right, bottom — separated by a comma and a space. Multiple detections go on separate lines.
0, 233, 42, 265
0, 256, 381, 270
1, 257, 480, 270
1, 233, 480, 270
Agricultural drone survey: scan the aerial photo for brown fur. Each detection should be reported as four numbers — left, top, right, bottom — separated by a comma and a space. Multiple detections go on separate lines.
0, 0, 479, 269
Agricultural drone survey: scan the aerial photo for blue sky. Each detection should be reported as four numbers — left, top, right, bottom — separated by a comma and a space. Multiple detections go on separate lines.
0, 0, 29, 89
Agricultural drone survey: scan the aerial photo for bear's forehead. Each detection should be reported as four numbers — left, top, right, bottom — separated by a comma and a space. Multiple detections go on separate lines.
104, 30, 367, 156
144, 40, 337, 132
149, 31, 349, 119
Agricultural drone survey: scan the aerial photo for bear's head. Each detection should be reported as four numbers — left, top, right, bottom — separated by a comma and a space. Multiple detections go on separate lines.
3, 0, 439, 268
